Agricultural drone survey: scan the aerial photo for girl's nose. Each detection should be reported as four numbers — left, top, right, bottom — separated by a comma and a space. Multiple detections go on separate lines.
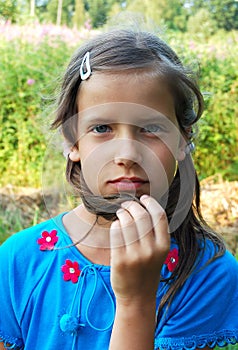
113, 139, 142, 168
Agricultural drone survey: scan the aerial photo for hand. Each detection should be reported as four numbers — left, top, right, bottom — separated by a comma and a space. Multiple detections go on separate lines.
110, 195, 170, 302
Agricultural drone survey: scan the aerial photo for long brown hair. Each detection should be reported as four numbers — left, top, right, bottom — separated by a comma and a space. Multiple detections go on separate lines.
51, 29, 225, 313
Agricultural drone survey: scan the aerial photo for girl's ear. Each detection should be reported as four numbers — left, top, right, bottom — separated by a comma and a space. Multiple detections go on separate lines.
176, 147, 186, 161
176, 136, 187, 161
69, 146, 81, 162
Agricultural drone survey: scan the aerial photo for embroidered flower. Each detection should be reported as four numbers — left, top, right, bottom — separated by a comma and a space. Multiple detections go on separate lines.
37, 229, 58, 250
164, 248, 179, 272
61, 260, 81, 283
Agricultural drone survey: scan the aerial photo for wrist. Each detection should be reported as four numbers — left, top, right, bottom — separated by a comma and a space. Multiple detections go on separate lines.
115, 296, 157, 318
115, 289, 157, 306
110, 294, 157, 350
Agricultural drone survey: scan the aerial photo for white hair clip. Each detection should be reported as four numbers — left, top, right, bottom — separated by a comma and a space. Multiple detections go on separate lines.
80, 52, 92, 80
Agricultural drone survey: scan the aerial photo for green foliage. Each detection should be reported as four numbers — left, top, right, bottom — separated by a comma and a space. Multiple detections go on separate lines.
187, 9, 217, 39
209, 0, 238, 31
73, 0, 86, 29
196, 47, 237, 180
169, 31, 238, 180
0, 24, 84, 187
0, 206, 26, 244
85, 0, 114, 28
45, 0, 74, 26
187, 0, 238, 31
126, 0, 188, 31
1, 0, 238, 33
0, 0, 18, 22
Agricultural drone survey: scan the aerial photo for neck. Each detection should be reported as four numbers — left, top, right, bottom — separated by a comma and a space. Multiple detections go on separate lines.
63, 204, 113, 249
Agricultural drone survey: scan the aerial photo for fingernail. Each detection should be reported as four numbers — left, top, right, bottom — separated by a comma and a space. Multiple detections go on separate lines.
116, 208, 124, 215
121, 201, 132, 209
140, 194, 149, 201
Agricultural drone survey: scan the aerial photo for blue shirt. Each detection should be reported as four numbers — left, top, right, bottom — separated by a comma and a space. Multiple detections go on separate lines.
0, 213, 238, 350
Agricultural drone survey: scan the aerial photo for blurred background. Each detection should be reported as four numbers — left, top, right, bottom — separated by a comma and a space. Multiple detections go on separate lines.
0, 1, 237, 261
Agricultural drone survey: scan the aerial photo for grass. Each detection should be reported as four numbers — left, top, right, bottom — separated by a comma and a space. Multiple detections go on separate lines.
0, 204, 40, 244
0, 207, 27, 244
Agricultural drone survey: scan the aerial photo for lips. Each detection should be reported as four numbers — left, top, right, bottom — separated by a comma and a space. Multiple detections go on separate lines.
108, 177, 148, 191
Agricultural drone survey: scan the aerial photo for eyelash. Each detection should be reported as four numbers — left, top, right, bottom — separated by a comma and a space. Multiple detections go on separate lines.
141, 125, 163, 134
91, 125, 112, 133
90, 124, 165, 135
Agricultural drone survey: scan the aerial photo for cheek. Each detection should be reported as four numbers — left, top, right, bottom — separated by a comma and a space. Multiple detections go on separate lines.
161, 152, 177, 182
143, 146, 176, 200
80, 142, 113, 194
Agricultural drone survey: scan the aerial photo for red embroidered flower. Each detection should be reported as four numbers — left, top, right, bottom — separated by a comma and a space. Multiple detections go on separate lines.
164, 248, 179, 272
37, 229, 58, 250
61, 260, 81, 283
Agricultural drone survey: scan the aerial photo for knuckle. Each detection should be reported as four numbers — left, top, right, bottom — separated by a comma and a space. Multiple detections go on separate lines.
117, 209, 133, 226
127, 251, 141, 265
122, 216, 134, 228
159, 209, 167, 220
142, 248, 154, 261
154, 209, 168, 225
136, 210, 150, 223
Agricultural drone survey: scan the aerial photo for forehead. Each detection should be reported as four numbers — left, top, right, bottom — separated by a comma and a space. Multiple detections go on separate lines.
77, 72, 177, 123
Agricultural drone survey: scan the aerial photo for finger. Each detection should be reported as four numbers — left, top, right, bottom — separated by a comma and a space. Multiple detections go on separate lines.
140, 195, 170, 250
120, 200, 158, 256
121, 200, 154, 241
110, 219, 125, 249
115, 208, 139, 246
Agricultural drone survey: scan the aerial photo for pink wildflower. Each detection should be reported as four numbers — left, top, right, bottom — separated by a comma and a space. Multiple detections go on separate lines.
27, 78, 35, 85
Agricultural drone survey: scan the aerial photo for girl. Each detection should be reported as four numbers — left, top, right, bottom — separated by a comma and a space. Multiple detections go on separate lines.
0, 29, 238, 350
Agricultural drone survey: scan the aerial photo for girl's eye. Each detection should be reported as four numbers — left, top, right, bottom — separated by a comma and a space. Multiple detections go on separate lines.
92, 125, 112, 133
141, 125, 163, 134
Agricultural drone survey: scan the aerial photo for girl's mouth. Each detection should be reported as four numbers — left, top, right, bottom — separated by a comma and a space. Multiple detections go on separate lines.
108, 177, 148, 191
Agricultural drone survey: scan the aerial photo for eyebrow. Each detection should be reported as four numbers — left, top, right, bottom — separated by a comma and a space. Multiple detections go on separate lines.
79, 113, 174, 126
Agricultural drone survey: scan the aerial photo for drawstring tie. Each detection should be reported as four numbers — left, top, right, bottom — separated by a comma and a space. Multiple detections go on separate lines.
60, 265, 115, 339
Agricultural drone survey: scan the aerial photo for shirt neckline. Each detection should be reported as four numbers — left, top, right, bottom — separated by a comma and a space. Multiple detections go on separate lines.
53, 212, 111, 271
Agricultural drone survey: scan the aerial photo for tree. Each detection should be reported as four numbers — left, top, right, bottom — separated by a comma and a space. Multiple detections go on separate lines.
155, 0, 188, 31
207, 0, 238, 30
30, 0, 35, 16
46, 0, 73, 26
187, 8, 217, 39
186, 0, 238, 31
0, 0, 18, 22
85, 0, 120, 28
73, 0, 85, 29
85, 0, 107, 28
56, 0, 63, 25
126, 0, 188, 31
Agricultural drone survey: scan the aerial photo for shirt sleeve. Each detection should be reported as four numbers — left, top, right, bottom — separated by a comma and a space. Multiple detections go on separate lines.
0, 234, 25, 349
155, 247, 238, 350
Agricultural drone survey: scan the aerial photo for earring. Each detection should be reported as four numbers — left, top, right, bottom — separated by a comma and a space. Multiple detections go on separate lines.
185, 141, 195, 154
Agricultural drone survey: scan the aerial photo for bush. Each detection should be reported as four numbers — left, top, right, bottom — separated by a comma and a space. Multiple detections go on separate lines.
187, 9, 217, 39
0, 23, 90, 187
194, 40, 237, 180
169, 31, 238, 180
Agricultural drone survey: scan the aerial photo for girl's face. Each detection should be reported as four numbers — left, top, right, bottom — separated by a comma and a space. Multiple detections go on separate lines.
70, 72, 185, 201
